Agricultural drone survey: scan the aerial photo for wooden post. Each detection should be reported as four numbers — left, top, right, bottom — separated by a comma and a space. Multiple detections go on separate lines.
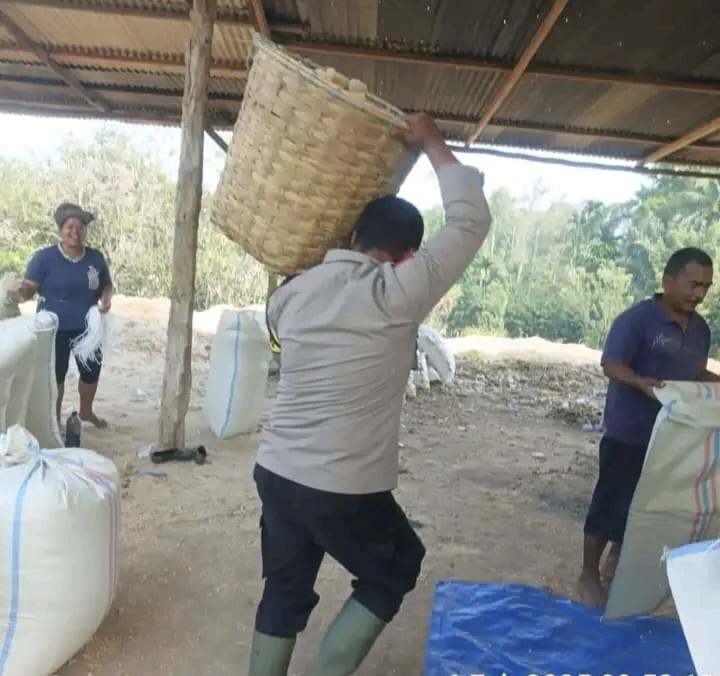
159, 0, 217, 448
639, 115, 720, 165
466, 0, 568, 145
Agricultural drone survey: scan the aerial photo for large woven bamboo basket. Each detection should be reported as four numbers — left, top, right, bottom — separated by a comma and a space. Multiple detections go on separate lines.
211, 34, 418, 275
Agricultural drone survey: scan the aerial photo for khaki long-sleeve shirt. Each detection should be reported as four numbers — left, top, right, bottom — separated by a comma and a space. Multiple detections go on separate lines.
257, 163, 491, 494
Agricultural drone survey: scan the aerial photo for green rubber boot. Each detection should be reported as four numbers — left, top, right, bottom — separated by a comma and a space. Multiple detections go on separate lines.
308, 598, 387, 675
247, 631, 296, 676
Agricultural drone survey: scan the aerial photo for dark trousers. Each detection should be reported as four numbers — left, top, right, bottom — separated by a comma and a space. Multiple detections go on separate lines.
55, 329, 102, 385
584, 436, 648, 543
253, 464, 426, 638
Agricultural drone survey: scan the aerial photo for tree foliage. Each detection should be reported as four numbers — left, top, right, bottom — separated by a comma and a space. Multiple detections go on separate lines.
0, 130, 265, 310
427, 172, 720, 353
2, 129, 719, 354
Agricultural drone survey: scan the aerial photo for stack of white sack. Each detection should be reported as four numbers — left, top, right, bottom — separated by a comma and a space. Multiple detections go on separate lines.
406, 325, 455, 397
205, 308, 271, 439
0, 425, 120, 676
0, 312, 63, 447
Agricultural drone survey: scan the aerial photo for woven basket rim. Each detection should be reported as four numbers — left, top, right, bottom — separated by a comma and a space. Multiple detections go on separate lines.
252, 33, 409, 130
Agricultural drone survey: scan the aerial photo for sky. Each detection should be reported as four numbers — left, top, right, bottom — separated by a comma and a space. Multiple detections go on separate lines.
0, 113, 648, 209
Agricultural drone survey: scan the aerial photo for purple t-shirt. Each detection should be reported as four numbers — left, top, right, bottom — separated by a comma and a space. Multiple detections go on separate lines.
602, 297, 710, 447
26, 245, 110, 331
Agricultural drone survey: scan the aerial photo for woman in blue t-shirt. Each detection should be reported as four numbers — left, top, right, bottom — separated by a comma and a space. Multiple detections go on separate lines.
7, 202, 113, 429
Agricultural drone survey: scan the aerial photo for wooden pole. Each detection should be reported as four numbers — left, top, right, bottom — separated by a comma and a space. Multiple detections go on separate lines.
159, 0, 217, 448
249, 0, 272, 38
1, 43, 250, 75
639, 115, 720, 165
277, 39, 720, 96
467, 0, 569, 145
3, 39, 719, 95
205, 126, 229, 152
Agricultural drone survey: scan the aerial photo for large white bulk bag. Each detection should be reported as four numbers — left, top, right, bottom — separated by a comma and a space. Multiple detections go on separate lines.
666, 539, 720, 676
606, 382, 720, 619
413, 350, 430, 391
0, 319, 36, 432
24, 312, 62, 449
0, 426, 120, 676
417, 324, 455, 385
205, 309, 271, 439
243, 304, 269, 338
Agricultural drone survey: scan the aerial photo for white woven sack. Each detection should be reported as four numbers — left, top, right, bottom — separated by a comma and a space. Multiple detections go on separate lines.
205, 309, 271, 439
405, 374, 417, 400
606, 382, 720, 619
666, 539, 720, 676
417, 325, 455, 385
24, 312, 62, 448
0, 426, 120, 676
0, 319, 37, 433
413, 351, 431, 391
0, 316, 38, 431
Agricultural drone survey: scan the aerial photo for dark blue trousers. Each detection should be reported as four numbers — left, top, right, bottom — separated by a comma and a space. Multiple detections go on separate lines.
253, 464, 425, 638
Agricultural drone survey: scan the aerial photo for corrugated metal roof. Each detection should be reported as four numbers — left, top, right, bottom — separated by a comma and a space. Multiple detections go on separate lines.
213, 24, 254, 63
536, 0, 720, 79
1, 4, 255, 63
0, 24, 15, 43
2, 4, 191, 53
0, 0, 719, 170
294, 0, 378, 43
377, 0, 551, 59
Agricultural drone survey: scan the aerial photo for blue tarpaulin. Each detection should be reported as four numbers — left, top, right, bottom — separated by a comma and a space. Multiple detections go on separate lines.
424, 582, 694, 676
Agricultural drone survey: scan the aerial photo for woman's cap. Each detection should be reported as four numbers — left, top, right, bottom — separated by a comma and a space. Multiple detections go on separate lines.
54, 202, 95, 227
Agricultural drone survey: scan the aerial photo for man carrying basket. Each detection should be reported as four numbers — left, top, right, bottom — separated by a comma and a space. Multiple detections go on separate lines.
249, 114, 492, 675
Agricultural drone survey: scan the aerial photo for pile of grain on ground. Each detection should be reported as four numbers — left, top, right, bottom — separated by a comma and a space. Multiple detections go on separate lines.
452, 355, 606, 428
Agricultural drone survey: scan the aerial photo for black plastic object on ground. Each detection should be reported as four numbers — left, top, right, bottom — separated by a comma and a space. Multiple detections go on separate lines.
150, 445, 207, 465
65, 411, 82, 447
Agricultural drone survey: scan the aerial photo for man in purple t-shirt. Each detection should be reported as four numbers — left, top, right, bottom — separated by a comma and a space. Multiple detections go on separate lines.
578, 247, 719, 606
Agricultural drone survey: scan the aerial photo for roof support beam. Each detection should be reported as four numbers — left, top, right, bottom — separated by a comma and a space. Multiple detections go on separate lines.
433, 112, 720, 149
0, 7, 111, 111
3, 72, 719, 154
0, 97, 235, 126
249, 0, 272, 38
9, 0, 306, 32
467, 0, 569, 145
456, 144, 720, 181
279, 40, 720, 96
0, 43, 248, 75
2, 98, 718, 176
3, 37, 719, 96
640, 115, 720, 165
205, 126, 228, 152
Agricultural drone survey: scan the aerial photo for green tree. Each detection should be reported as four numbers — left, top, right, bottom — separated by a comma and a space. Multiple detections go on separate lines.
0, 129, 266, 310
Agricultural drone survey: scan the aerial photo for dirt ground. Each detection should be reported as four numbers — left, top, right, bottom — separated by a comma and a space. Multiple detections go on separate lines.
48, 296, 614, 676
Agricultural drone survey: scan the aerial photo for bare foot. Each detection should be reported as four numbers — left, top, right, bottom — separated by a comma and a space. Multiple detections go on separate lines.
79, 413, 108, 429
600, 548, 620, 584
576, 573, 607, 607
